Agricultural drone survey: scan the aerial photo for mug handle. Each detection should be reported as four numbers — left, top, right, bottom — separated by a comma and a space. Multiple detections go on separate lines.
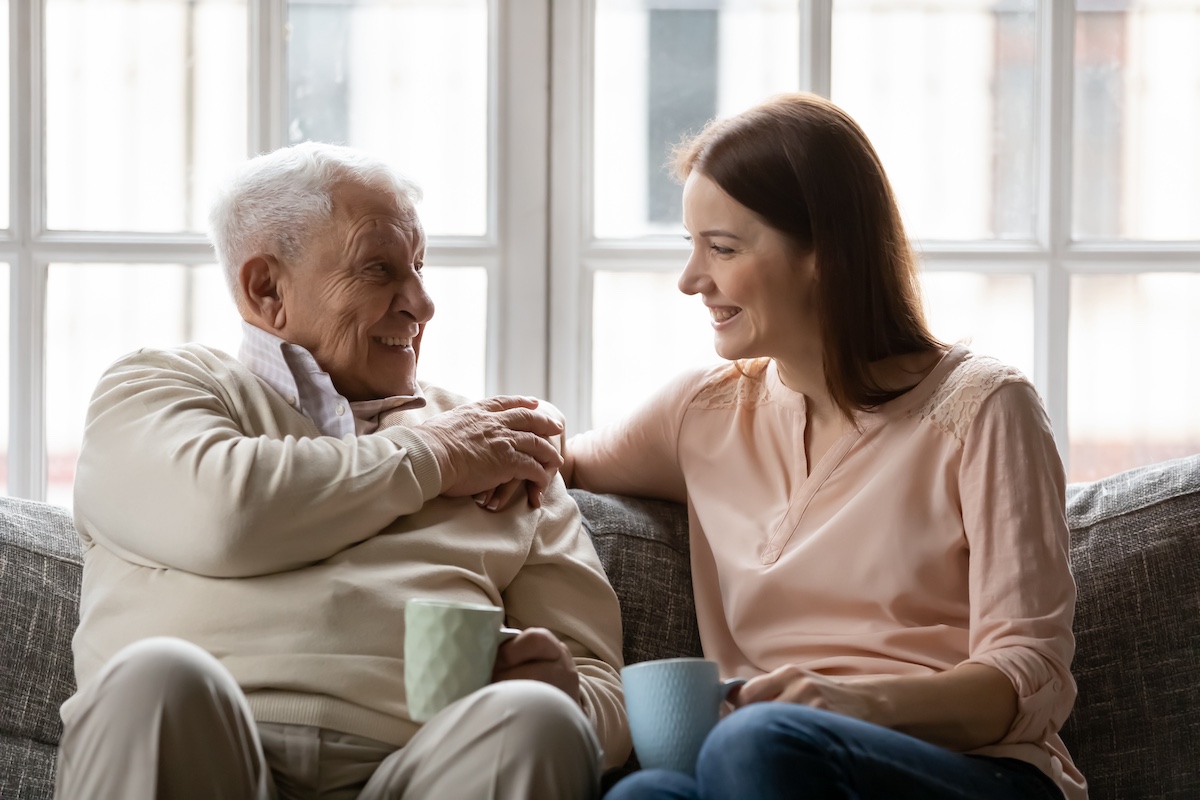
720, 677, 747, 701
499, 626, 522, 642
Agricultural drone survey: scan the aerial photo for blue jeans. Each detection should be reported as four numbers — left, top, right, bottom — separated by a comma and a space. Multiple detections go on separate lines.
606, 704, 1063, 800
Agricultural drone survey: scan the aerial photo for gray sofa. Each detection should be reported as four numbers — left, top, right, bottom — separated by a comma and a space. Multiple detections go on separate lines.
3, 455, 1198, 799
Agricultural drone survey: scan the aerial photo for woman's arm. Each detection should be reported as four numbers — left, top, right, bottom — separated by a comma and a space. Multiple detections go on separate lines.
733, 662, 1017, 751
566, 364, 725, 502
958, 381, 1077, 745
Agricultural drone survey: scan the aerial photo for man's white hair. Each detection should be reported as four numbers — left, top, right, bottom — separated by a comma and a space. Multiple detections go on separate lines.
208, 141, 423, 303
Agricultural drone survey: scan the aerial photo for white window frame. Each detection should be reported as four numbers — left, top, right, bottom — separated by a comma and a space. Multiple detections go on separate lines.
7, 0, 1200, 500
548, 0, 1200, 475
3, 0, 551, 501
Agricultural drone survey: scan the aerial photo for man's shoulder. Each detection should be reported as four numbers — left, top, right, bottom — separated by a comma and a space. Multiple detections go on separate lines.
101, 343, 263, 399
110, 343, 241, 372
417, 382, 475, 413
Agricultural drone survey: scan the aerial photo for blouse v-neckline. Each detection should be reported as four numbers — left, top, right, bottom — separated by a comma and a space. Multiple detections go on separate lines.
756, 347, 967, 564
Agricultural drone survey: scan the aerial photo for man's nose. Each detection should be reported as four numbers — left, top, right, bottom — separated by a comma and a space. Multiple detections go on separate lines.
391, 275, 435, 323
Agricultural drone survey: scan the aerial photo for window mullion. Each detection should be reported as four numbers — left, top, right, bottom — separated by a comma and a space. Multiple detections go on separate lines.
493, 0, 550, 398
548, 0, 589, 428
249, 0, 286, 155
8, 0, 46, 500
1040, 0, 1076, 466
799, 0, 832, 97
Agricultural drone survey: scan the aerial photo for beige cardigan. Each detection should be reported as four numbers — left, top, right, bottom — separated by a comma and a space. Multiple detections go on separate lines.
66, 344, 631, 768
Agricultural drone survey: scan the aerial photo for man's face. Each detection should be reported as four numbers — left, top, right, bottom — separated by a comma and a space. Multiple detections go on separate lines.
277, 181, 434, 401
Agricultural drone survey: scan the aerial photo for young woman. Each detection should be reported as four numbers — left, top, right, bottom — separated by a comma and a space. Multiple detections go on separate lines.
567, 94, 1086, 800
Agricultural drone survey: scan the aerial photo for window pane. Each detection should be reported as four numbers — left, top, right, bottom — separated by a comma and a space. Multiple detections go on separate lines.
592, 270, 716, 429
46, 0, 248, 232
287, 0, 488, 237
593, 0, 801, 239
46, 264, 242, 507
0, 1, 8, 228
921, 272, 1035, 382
0, 264, 7, 495
1068, 273, 1200, 482
1074, 1, 1200, 240
831, 0, 1039, 241
416, 266, 487, 400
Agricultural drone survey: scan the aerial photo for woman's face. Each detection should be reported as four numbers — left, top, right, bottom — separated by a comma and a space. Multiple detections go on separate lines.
679, 171, 820, 367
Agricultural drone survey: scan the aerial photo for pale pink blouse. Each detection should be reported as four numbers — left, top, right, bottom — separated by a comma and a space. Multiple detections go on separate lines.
570, 345, 1086, 800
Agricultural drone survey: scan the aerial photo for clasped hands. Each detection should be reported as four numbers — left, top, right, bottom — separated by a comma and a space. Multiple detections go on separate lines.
728, 665, 884, 725
409, 395, 566, 509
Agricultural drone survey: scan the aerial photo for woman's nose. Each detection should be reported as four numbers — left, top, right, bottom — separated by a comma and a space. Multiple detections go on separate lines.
677, 251, 706, 296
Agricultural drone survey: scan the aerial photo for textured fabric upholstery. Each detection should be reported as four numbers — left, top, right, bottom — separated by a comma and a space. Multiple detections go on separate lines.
0, 497, 81, 800
1, 456, 1197, 799
569, 491, 703, 665
1061, 455, 1200, 799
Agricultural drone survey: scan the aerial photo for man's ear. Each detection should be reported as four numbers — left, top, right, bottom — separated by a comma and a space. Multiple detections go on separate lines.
239, 255, 286, 331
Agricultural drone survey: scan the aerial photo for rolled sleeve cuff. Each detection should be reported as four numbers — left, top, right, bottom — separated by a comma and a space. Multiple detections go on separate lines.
966, 647, 1075, 744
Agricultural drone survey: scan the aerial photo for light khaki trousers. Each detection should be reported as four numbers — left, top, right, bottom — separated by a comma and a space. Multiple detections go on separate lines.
54, 637, 602, 800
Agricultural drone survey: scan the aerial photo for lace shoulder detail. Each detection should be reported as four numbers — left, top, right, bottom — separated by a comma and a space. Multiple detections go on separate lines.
916, 353, 1029, 444
690, 360, 772, 411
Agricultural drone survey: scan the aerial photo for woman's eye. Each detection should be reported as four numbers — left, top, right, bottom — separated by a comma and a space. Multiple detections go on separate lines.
709, 244, 733, 255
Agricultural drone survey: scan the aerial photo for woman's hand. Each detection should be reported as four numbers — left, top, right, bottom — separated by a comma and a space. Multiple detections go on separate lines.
491, 627, 581, 703
732, 665, 885, 724
731, 662, 1018, 752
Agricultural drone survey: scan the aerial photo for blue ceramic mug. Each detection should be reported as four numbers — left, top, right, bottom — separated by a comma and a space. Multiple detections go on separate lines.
621, 657, 745, 775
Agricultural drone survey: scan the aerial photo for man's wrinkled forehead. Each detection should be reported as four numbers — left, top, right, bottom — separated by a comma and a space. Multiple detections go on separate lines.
330, 181, 424, 241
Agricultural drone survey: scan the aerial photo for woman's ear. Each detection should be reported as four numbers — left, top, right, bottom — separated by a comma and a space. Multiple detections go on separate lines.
239, 255, 286, 330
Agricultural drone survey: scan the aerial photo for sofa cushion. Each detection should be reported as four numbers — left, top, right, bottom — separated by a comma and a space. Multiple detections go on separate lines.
0, 497, 82, 753
571, 490, 702, 666
1061, 454, 1200, 799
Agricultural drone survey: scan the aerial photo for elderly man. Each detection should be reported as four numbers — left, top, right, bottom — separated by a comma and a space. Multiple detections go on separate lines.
55, 142, 630, 799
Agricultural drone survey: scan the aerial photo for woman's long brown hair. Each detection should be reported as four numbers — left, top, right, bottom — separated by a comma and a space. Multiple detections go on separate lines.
673, 92, 943, 420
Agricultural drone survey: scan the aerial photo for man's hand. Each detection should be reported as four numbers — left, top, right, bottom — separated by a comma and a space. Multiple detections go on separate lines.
410, 396, 564, 508
472, 401, 568, 512
491, 628, 581, 702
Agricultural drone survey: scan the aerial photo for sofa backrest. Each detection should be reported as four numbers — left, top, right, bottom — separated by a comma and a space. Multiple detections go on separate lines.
0, 496, 81, 799
1061, 455, 1200, 798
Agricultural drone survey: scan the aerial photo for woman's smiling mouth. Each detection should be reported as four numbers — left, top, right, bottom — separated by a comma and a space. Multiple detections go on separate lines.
709, 307, 742, 324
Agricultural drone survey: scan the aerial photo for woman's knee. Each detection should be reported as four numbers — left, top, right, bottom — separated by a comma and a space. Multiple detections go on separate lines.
606, 768, 698, 800
696, 703, 847, 790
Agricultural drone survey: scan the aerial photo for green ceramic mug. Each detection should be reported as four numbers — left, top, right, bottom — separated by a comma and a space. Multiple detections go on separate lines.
403, 598, 520, 723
